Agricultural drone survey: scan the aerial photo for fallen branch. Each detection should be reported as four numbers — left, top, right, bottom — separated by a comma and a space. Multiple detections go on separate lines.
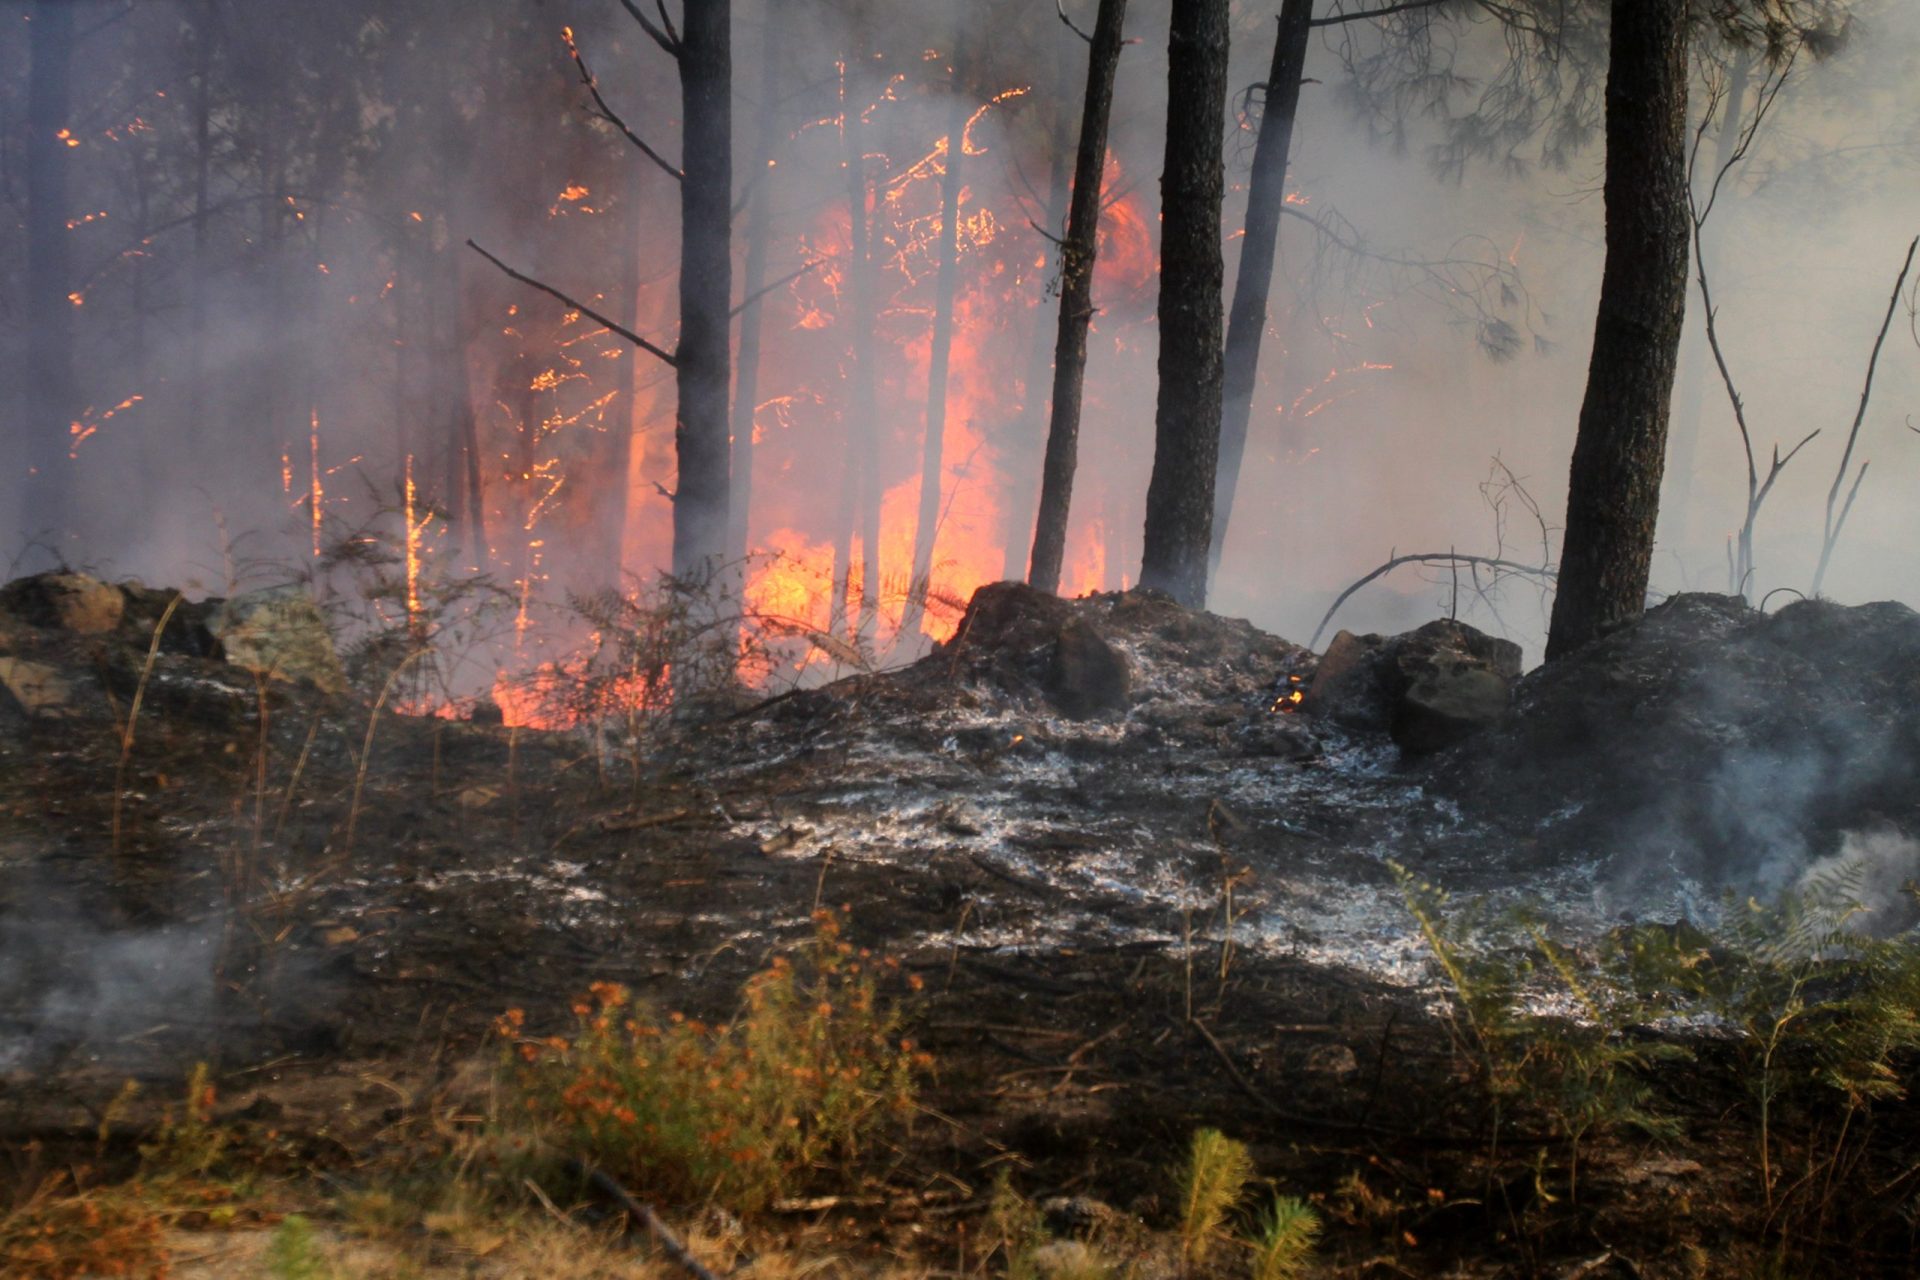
1310, 553, 1555, 650
563, 1158, 724, 1280
466, 240, 677, 368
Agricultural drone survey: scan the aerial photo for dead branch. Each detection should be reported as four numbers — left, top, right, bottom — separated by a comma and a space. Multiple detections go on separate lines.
1811, 234, 1919, 596
566, 27, 682, 182
1687, 53, 1808, 599
1310, 553, 1556, 650
617, 0, 680, 56
564, 1158, 722, 1280
466, 240, 677, 368
1055, 0, 1095, 42
1310, 0, 1449, 26
731, 259, 823, 319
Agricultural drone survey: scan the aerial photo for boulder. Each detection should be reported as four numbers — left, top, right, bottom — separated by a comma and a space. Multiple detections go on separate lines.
1301, 619, 1521, 753
208, 585, 347, 694
1043, 620, 1132, 719
0, 572, 124, 634
0, 656, 74, 716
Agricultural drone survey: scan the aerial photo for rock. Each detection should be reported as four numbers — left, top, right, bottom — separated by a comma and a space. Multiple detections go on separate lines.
0, 572, 124, 634
1044, 620, 1131, 718
1300, 629, 1393, 731
117, 582, 220, 656
1303, 1042, 1360, 1077
1040, 1195, 1128, 1235
1302, 618, 1520, 753
0, 656, 74, 715
0, 675, 28, 739
208, 585, 347, 694
1397, 665, 1515, 754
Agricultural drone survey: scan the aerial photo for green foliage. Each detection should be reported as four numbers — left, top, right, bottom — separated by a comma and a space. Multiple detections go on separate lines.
1246, 1196, 1321, 1280
989, 1171, 1053, 1280
140, 1062, 228, 1179
1394, 856, 1920, 1232
266, 1214, 333, 1280
1175, 1128, 1253, 1268
1391, 864, 1687, 1189
497, 909, 926, 1211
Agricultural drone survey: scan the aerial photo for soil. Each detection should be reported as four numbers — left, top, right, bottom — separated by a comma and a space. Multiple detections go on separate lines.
3, 580, 1917, 1277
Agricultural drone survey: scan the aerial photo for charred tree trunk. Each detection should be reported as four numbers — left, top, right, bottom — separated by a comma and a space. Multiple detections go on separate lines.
901, 37, 975, 637
833, 35, 883, 640
1545, 0, 1691, 660
671, 0, 733, 588
1138, 0, 1230, 609
729, 23, 782, 575
608, 146, 645, 584
998, 130, 1071, 583
1027, 0, 1128, 596
1209, 0, 1311, 589
23, 0, 78, 541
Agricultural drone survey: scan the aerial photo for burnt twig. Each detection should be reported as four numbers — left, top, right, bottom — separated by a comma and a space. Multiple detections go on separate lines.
1310, 553, 1555, 649
563, 1158, 724, 1280
1811, 234, 1919, 596
566, 27, 682, 182
466, 240, 677, 368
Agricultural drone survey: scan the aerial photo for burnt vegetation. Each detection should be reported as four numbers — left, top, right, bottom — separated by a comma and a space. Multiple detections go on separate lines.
5, 1, 1920, 1278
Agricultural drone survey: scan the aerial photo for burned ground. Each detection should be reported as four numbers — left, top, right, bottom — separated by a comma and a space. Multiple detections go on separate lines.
3, 577, 1918, 1277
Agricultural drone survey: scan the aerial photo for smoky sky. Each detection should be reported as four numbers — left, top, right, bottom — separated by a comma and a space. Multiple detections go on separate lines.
1, 0, 1916, 667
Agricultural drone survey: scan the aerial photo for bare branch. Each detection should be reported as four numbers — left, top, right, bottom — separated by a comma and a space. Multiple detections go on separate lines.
1311, 552, 1556, 650
1055, 0, 1094, 44
566, 28, 682, 182
466, 240, 677, 368
1811, 234, 1920, 595
1310, 0, 1449, 27
732, 259, 824, 319
616, 0, 680, 56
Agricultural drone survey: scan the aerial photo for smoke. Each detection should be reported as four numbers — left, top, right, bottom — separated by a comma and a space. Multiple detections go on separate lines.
3, 0, 1916, 672
1797, 825, 1920, 939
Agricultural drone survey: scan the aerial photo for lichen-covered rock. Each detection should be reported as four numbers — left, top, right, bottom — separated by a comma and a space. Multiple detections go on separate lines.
208, 585, 347, 694
0, 572, 124, 634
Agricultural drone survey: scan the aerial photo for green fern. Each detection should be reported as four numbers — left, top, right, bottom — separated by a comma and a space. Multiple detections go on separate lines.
1247, 1196, 1320, 1280
1176, 1128, 1253, 1267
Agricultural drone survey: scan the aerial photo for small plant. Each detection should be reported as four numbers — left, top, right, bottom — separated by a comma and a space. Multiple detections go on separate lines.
0, 1178, 169, 1280
1246, 1196, 1321, 1280
141, 1061, 227, 1179
267, 1214, 333, 1280
989, 1172, 1056, 1280
1176, 1128, 1253, 1268
498, 909, 928, 1211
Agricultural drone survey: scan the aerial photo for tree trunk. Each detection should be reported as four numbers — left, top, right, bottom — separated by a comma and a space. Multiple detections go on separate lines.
998, 130, 1070, 582
1545, 0, 1690, 660
833, 34, 883, 640
1138, 0, 1230, 609
186, 0, 217, 452
23, 0, 77, 541
1209, 0, 1312, 589
901, 35, 975, 637
671, 0, 733, 587
729, 21, 782, 574
606, 149, 644, 585
1027, 0, 1128, 595
1661, 44, 1750, 561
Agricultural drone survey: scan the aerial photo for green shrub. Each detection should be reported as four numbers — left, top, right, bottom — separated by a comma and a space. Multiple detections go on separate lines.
498, 909, 927, 1210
